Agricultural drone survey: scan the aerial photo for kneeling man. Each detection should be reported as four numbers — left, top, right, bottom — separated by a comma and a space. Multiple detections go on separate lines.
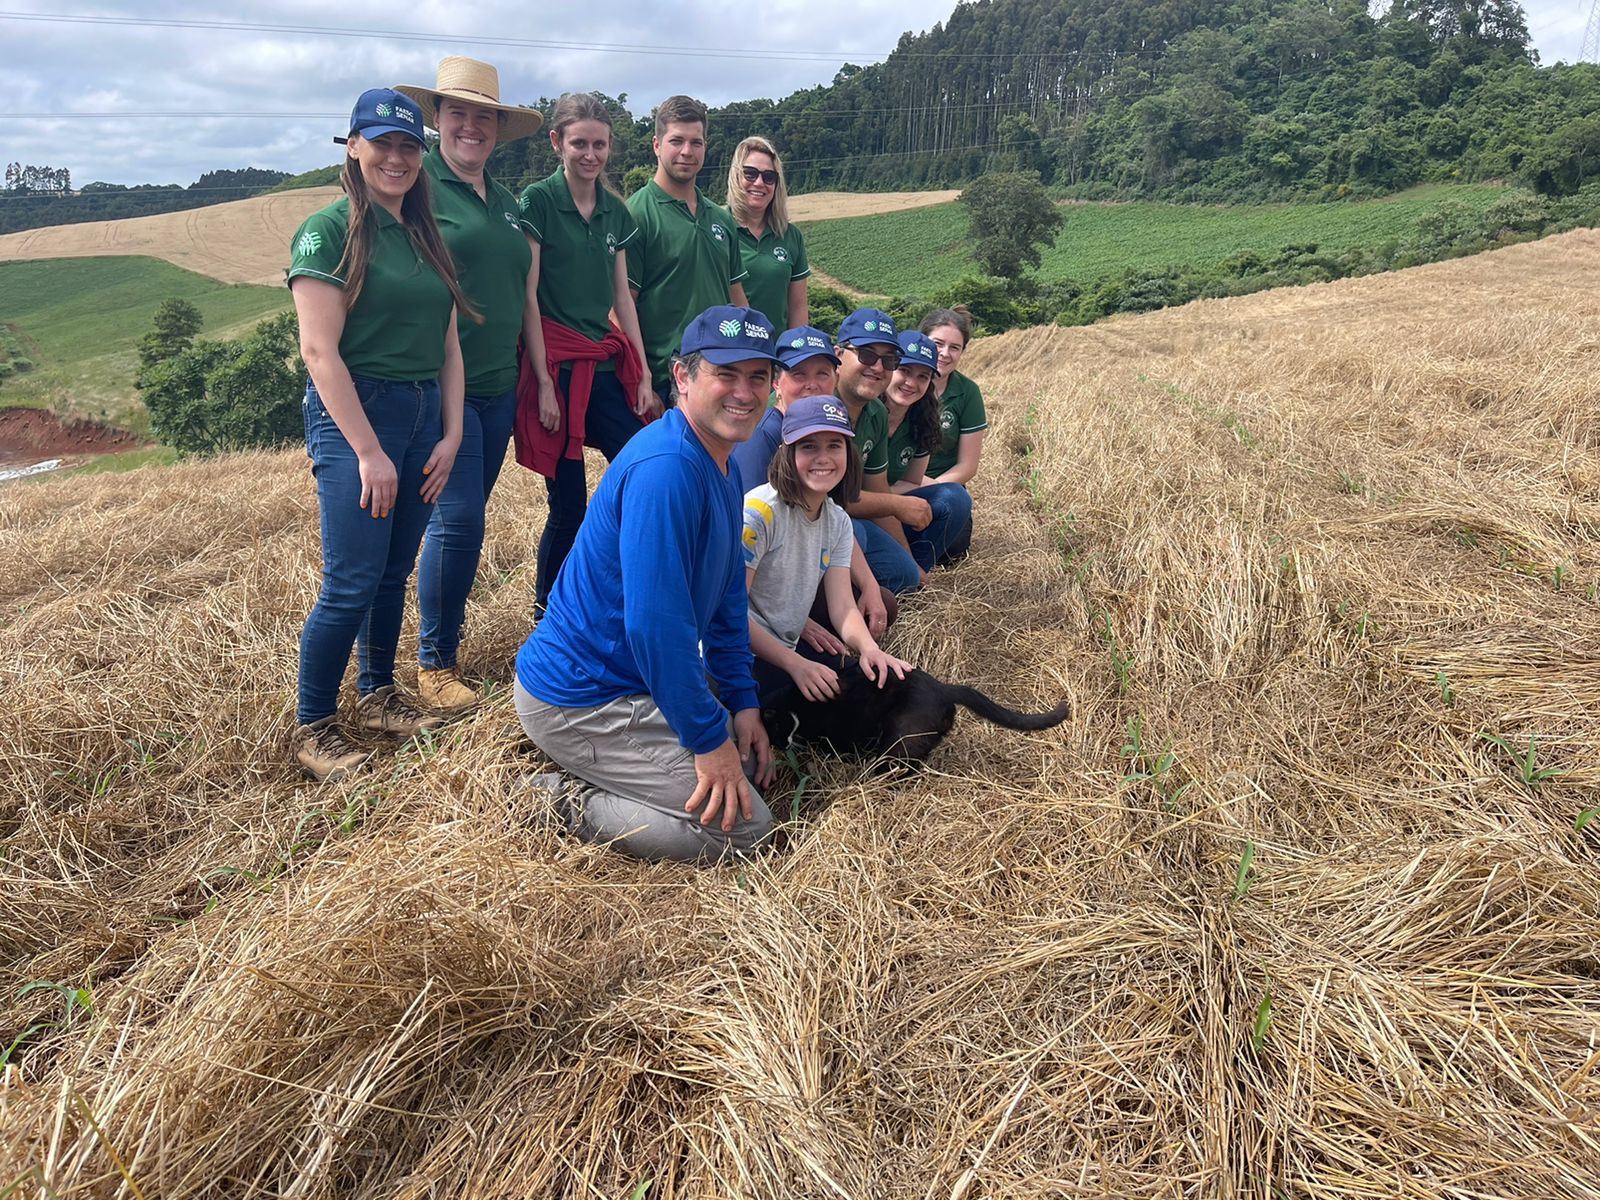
514, 307, 781, 863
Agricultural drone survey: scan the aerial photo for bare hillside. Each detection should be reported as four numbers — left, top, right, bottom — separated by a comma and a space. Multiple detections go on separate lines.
0, 188, 958, 285
2, 232, 1597, 1197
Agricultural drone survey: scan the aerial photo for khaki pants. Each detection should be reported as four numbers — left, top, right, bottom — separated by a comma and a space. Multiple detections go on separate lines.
515, 679, 774, 864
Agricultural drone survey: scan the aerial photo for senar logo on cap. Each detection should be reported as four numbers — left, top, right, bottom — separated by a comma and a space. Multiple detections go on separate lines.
679, 305, 782, 365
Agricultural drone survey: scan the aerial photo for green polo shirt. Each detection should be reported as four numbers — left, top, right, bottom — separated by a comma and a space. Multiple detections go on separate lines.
425, 150, 530, 396
929, 370, 988, 477
845, 396, 890, 476
287, 197, 453, 382
626, 179, 747, 385
736, 221, 810, 331
520, 167, 639, 367
885, 415, 930, 486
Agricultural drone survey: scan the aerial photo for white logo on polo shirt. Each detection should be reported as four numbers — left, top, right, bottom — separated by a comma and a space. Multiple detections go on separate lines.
297, 230, 322, 256
773, 246, 790, 262
710, 222, 727, 241
605, 232, 618, 254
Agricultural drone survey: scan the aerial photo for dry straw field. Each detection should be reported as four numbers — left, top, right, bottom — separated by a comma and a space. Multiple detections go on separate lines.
3, 229, 1599, 1198
0, 189, 958, 286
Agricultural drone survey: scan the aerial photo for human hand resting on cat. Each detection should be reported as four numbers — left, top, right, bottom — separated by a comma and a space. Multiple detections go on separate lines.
788, 655, 841, 702
859, 647, 913, 688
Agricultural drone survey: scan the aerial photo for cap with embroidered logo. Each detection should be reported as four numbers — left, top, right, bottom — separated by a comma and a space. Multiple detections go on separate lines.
836, 308, 898, 348
895, 330, 941, 376
776, 325, 841, 370
679, 306, 781, 365
781, 395, 857, 444
340, 88, 427, 147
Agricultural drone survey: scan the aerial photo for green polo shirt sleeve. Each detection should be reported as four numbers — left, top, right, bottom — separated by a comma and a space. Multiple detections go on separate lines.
854, 399, 890, 476
737, 222, 812, 331
525, 170, 637, 347
929, 371, 989, 477
287, 206, 349, 286
885, 417, 929, 486
286, 198, 453, 382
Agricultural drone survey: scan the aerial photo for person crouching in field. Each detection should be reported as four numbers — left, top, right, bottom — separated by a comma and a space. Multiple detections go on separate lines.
743, 394, 911, 708
392, 58, 544, 711
881, 329, 973, 570
513, 307, 780, 864
919, 306, 987, 487
286, 88, 476, 783
730, 325, 896, 653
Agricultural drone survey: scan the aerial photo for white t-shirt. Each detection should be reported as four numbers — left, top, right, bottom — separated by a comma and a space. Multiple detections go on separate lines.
742, 483, 854, 648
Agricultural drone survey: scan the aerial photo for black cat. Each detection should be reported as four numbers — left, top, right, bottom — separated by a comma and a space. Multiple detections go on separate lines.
762, 656, 1071, 766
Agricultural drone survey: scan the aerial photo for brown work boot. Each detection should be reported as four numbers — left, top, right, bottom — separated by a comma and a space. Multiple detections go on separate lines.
291, 716, 371, 783
418, 665, 479, 711
357, 685, 447, 739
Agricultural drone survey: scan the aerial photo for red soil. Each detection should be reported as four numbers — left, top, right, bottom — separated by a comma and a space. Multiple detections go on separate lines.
0, 407, 144, 470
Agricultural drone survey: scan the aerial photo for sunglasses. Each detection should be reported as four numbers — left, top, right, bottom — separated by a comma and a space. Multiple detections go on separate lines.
849, 346, 900, 370
741, 165, 779, 186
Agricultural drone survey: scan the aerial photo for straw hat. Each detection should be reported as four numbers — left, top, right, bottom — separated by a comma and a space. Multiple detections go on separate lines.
396, 56, 543, 141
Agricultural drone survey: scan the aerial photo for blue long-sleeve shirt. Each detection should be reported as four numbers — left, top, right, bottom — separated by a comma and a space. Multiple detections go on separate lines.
516, 407, 759, 754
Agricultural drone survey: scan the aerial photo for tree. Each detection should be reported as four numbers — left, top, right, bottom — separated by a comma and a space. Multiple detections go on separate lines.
141, 312, 304, 455
958, 172, 1064, 280
622, 165, 653, 197
136, 298, 204, 384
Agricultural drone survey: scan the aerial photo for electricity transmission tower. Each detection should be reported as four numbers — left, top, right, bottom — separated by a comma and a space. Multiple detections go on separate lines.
1585, 0, 1600, 62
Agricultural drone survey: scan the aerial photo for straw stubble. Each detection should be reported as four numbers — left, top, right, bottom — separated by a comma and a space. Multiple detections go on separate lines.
3, 229, 1599, 1197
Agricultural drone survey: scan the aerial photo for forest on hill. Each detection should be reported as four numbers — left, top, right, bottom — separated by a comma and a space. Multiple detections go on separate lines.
7, 0, 1599, 235
485, 0, 1600, 203
0, 168, 290, 235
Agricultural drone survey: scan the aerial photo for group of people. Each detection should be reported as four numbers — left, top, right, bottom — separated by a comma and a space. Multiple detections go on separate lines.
285, 57, 988, 864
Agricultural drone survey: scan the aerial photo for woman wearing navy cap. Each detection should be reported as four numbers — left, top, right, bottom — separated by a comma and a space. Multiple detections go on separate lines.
881, 329, 973, 572
286, 87, 475, 782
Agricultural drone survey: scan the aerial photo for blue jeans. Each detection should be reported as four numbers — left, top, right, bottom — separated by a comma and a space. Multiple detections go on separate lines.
851, 483, 974, 594
298, 376, 441, 725
417, 388, 517, 669
534, 368, 644, 611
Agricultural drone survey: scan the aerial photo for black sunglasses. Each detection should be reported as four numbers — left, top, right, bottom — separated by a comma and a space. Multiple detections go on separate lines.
849, 346, 900, 370
741, 165, 779, 186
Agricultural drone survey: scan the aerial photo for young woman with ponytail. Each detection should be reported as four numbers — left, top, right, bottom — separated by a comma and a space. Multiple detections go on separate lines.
285, 87, 477, 782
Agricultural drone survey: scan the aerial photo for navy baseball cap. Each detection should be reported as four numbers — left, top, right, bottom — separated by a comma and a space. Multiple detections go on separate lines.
836, 308, 898, 348
781, 395, 856, 444
340, 88, 427, 146
679, 306, 781, 365
895, 330, 940, 376
776, 326, 841, 370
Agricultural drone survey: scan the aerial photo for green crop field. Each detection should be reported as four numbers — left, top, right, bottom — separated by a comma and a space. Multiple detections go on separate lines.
802, 184, 1508, 297
0, 256, 289, 429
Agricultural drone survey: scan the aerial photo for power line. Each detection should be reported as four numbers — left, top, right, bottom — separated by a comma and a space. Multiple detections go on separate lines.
0, 10, 1167, 61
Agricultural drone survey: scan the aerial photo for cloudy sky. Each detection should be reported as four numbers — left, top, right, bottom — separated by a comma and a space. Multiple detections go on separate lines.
1, 0, 1592, 189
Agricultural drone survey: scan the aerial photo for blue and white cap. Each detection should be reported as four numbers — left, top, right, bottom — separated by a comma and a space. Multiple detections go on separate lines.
679, 306, 781, 365
895, 330, 940, 376
781, 395, 856, 444
343, 88, 426, 146
776, 325, 841, 370
836, 308, 898, 348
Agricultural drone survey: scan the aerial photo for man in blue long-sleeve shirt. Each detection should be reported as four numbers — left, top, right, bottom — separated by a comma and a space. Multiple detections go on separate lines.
514, 306, 781, 862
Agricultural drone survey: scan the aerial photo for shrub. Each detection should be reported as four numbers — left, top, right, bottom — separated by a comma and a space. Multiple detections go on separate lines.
142, 312, 304, 456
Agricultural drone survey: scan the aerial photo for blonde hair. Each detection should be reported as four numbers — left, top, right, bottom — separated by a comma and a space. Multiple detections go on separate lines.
727, 136, 791, 237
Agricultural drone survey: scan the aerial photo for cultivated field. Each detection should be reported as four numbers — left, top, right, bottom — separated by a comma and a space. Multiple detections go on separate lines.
805, 183, 1508, 296
2, 231, 1598, 1197
0, 188, 958, 287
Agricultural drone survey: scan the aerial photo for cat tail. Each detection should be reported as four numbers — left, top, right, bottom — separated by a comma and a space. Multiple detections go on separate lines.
945, 686, 1071, 731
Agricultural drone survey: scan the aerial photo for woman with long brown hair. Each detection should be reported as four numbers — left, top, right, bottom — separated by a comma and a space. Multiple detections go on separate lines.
286, 87, 475, 782
517, 92, 652, 616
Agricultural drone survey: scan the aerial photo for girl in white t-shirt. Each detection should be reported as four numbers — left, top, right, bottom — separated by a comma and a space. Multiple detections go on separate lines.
743, 395, 912, 705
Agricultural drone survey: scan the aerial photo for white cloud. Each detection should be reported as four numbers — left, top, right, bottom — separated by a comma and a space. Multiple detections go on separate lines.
0, 0, 1589, 187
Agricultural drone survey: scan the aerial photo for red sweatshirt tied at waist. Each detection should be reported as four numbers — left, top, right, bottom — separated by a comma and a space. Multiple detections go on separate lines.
514, 317, 648, 479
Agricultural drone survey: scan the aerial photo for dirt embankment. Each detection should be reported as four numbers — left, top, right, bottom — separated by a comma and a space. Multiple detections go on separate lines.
0, 406, 143, 473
